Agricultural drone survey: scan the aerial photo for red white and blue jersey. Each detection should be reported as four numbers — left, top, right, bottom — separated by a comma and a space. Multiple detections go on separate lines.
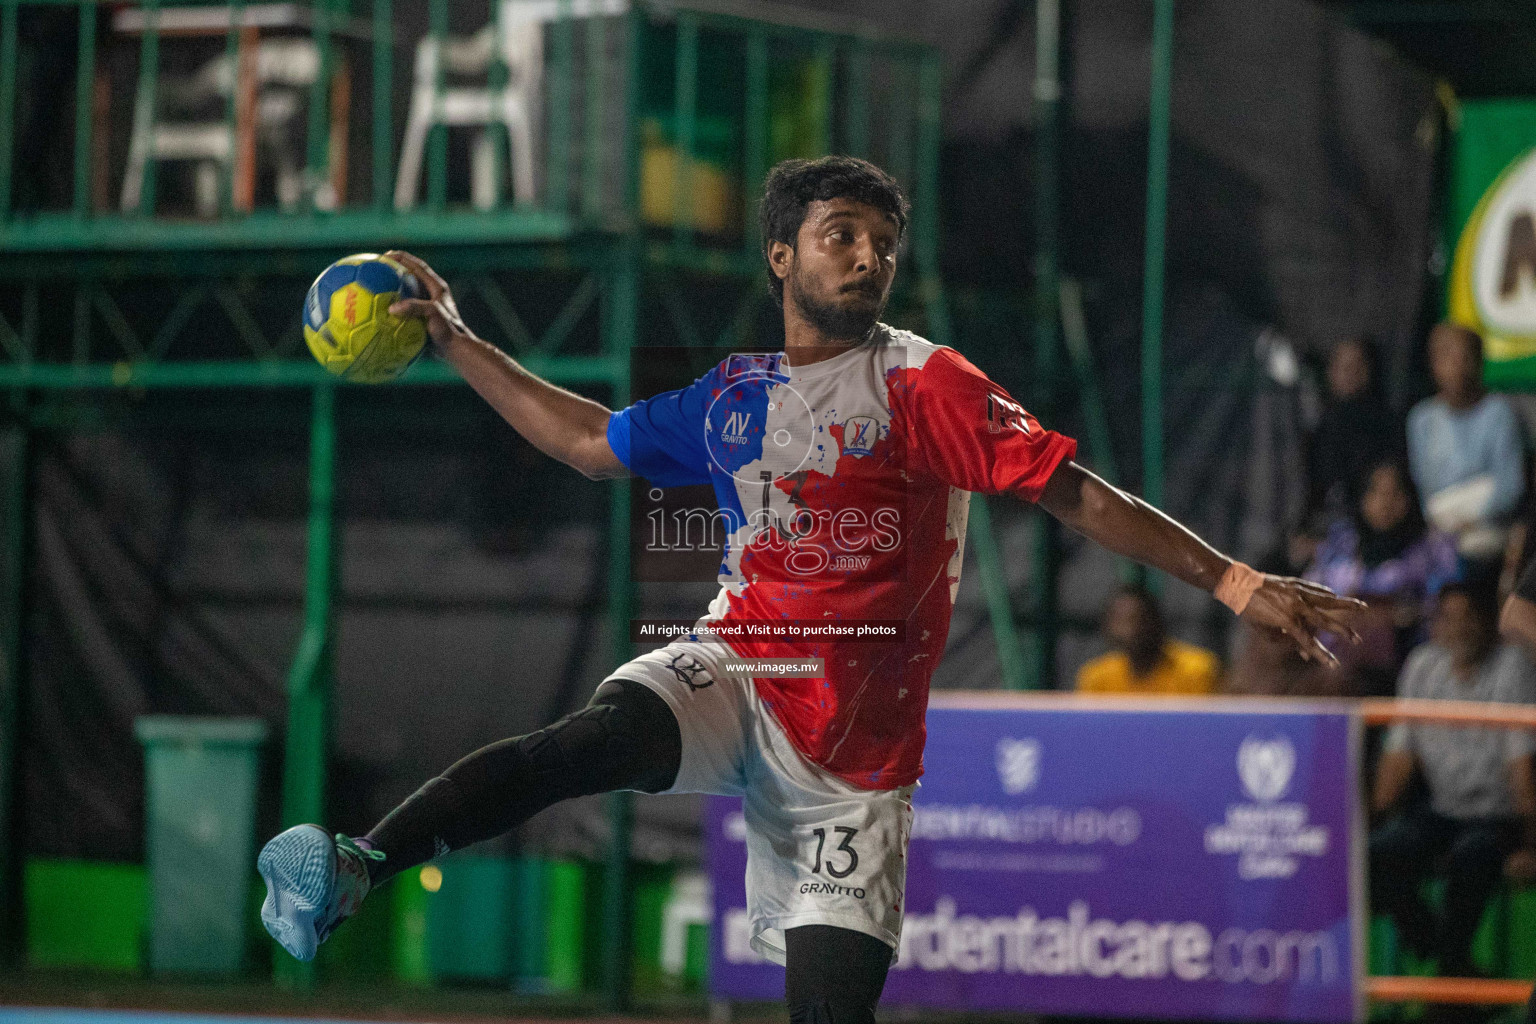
606, 326, 1076, 789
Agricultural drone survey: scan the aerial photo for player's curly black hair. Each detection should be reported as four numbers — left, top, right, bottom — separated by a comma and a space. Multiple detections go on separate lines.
758, 156, 910, 303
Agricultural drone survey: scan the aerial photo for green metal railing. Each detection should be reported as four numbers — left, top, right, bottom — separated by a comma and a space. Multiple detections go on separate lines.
0, 0, 938, 257
0, 0, 974, 1005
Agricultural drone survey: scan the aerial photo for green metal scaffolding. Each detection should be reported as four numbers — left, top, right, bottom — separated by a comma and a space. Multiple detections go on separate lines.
0, 0, 1188, 998
0, 0, 1026, 1004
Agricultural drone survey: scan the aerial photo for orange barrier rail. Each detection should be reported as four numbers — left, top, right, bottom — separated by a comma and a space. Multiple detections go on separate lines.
1358, 697, 1536, 729
1364, 697, 1536, 1005
1368, 975, 1533, 1005
933, 691, 1536, 730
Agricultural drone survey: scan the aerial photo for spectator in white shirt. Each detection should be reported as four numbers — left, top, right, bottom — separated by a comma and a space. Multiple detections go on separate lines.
1407, 323, 1525, 582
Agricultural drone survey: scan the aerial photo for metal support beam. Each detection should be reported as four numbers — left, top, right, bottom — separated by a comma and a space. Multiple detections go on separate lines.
426, 0, 447, 212
276, 383, 338, 990
742, 31, 769, 246
601, 244, 637, 1011
594, 19, 648, 1005
0, 0, 22, 218
671, 12, 699, 247
911, 50, 1028, 687
0, 410, 32, 968
1140, 0, 1173, 585
371, 0, 393, 213
604, 17, 641, 990
0, 356, 622, 391
547, 0, 575, 211
303, 0, 333, 208
1029, 0, 1062, 690
968, 497, 1027, 690
73, 0, 99, 218
131, 0, 162, 216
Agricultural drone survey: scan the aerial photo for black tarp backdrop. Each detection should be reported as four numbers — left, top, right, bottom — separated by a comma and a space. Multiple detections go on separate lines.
15, 0, 1438, 863
797, 0, 1437, 677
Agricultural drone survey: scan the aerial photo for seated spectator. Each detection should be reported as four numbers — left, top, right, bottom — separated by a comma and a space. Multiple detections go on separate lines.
1407, 323, 1525, 581
1501, 556, 1536, 662
1496, 558, 1536, 1024
1305, 459, 1461, 696
1075, 585, 1220, 695
1370, 583, 1536, 978
1302, 336, 1401, 536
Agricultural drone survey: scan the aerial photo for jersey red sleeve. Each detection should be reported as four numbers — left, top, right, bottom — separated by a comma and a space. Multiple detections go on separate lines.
907, 347, 1077, 501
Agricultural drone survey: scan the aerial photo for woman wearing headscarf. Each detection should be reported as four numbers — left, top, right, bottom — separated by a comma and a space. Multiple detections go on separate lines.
1305, 459, 1462, 695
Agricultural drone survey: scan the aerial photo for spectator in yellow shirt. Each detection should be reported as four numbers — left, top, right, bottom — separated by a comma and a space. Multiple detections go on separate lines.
1076, 586, 1221, 695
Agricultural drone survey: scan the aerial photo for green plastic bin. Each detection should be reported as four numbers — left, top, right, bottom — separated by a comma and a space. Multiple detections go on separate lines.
134, 715, 267, 978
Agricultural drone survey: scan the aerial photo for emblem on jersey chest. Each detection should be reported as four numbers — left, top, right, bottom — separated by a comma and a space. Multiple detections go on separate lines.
720, 410, 754, 446
839, 414, 889, 457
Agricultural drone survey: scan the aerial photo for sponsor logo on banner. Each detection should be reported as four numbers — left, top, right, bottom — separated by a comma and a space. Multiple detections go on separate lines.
996, 737, 1042, 794
1238, 736, 1296, 802
1450, 148, 1536, 364
724, 894, 1342, 987
708, 708, 1358, 1019
1204, 735, 1329, 879
892, 898, 1340, 986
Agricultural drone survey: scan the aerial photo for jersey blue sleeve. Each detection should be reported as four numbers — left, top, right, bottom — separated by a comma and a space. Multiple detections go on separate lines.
606, 372, 715, 488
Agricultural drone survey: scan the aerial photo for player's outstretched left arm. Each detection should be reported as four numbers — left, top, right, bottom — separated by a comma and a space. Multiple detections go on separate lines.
1037, 460, 1364, 664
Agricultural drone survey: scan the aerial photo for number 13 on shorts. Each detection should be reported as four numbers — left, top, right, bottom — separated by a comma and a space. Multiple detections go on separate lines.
809, 825, 860, 879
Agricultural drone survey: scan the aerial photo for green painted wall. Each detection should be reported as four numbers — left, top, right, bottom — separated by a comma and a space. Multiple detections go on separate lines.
25, 860, 146, 972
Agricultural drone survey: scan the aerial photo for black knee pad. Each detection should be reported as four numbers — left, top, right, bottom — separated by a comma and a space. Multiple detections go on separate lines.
589, 678, 682, 791
519, 703, 630, 777
787, 1000, 876, 1024
509, 679, 680, 794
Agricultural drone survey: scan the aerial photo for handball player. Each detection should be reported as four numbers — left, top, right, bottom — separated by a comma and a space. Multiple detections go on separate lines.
256, 156, 1362, 1023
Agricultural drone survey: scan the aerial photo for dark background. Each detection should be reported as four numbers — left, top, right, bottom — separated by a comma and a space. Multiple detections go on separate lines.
13, 0, 1448, 866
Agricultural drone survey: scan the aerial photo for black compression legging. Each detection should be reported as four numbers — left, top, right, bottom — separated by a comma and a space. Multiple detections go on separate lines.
361, 681, 893, 1022
786, 924, 893, 1023
362, 678, 681, 885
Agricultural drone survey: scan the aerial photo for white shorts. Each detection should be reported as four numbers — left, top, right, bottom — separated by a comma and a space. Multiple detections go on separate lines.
606, 639, 915, 965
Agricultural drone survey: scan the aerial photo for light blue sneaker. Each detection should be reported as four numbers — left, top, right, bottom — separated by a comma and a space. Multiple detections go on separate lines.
257, 824, 383, 961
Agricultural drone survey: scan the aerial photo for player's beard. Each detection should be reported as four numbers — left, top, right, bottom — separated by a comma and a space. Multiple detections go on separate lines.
787, 263, 887, 342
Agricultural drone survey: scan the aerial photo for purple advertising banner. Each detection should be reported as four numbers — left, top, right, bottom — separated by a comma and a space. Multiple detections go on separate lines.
707, 696, 1363, 1023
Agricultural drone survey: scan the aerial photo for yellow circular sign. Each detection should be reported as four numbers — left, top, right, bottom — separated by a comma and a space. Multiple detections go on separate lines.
1450, 147, 1536, 362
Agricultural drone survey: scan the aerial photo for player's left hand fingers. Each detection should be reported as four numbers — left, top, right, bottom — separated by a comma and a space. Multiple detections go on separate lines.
387, 297, 437, 320
1285, 619, 1338, 667
1281, 575, 1363, 608
1300, 588, 1368, 614
1297, 598, 1363, 643
383, 250, 447, 299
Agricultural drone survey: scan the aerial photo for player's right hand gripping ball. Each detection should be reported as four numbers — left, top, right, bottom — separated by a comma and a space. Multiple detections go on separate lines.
303, 253, 427, 383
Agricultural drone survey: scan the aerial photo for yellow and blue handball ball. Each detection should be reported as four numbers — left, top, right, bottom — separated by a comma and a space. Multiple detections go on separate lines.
303, 253, 428, 383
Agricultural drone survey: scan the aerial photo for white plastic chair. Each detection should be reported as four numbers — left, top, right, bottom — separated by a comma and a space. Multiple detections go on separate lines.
394, 0, 628, 211
395, 6, 541, 210
121, 38, 321, 215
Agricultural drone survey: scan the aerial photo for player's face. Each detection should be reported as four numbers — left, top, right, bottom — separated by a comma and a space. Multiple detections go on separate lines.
784, 199, 900, 341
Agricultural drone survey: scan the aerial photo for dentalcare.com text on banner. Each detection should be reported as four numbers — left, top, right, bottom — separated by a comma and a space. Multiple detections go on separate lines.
707, 701, 1363, 1023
